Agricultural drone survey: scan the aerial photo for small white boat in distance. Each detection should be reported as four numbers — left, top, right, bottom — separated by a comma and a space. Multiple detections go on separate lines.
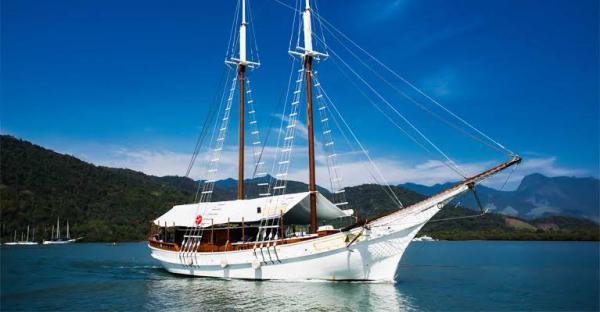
17, 241, 39, 245
412, 235, 437, 242
43, 218, 78, 244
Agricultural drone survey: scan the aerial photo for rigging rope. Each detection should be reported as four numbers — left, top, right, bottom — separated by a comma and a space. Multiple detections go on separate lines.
226, 0, 242, 59
316, 78, 405, 208
328, 56, 436, 157
251, 57, 299, 181
247, 0, 261, 64
193, 68, 235, 200
314, 36, 468, 179
308, 9, 515, 157
185, 67, 230, 178
325, 48, 480, 185
311, 0, 328, 56
273, 0, 514, 166
287, 0, 300, 52
320, 25, 510, 156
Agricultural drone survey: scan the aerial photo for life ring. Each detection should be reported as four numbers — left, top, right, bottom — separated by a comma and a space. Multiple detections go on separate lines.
195, 214, 203, 225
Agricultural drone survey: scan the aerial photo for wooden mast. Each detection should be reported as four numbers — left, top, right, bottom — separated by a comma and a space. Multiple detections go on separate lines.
302, 0, 318, 234
305, 56, 317, 233
238, 64, 246, 199
237, 0, 248, 200
222, 0, 259, 199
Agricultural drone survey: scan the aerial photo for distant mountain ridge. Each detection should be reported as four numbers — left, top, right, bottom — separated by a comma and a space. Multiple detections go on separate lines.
400, 173, 600, 222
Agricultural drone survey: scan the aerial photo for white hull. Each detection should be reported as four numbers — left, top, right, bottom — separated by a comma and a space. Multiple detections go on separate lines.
43, 239, 77, 245
151, 196, 447, 282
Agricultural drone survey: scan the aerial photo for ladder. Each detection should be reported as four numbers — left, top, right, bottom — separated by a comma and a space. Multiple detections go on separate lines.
179, 204, 224, 266
269, 68, 305, 196
245, 78, 270, 197
313, 73, 349, 209
197, 74, 238, 203
179, 228, 204, 266
252, 68, 305, 264
180, 74, 238, 266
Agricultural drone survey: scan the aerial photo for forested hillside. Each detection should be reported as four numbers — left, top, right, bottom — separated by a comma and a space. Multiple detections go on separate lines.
1, 135, 193, 241
1, 135, 597, 242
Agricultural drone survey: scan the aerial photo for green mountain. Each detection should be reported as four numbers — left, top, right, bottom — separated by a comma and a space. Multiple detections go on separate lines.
1, 135, 598, 242
1, 135, 193, 242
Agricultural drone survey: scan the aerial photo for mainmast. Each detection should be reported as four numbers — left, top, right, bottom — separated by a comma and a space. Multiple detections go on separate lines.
237, 0, 247, 200
298, 0, 322, 233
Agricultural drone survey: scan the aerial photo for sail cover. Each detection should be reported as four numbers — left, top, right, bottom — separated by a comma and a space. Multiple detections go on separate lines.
153, 192, 350, 227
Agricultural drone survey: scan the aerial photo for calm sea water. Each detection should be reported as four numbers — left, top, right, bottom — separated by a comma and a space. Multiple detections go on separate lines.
1, 241, 598, 311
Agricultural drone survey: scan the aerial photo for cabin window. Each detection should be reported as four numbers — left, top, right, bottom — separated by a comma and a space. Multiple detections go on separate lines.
257, 207, 261, 213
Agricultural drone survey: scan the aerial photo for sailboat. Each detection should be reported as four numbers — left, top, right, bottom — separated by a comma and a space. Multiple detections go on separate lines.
16, 226, 38, 245
148, 0, 521, 281
43, 217, 77, 244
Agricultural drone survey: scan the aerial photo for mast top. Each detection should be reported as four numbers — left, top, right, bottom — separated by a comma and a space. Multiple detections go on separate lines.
226, 0, 260, 68
289, 0, 328, 60
242, 0, 247, 25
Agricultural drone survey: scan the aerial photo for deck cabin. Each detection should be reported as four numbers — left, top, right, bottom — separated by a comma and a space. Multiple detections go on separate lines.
148, 192, 355, 252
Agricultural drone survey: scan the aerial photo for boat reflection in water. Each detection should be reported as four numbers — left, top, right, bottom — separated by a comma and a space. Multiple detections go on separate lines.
143, 275, 412, 311
2, 242, 598, 311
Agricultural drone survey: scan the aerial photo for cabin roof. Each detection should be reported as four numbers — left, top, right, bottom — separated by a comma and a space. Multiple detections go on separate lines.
153, 192, 351, 227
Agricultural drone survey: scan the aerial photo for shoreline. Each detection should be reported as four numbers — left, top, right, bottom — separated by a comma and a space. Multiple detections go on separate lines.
3, 239, 599, 245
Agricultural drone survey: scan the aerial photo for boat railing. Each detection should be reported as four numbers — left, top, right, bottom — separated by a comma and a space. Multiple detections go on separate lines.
148, 237, 180, 252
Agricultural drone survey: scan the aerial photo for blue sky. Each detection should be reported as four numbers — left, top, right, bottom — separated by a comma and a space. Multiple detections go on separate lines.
2, 0, 598, 189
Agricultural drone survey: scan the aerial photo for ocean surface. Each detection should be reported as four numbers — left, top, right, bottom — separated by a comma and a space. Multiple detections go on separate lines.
1, 241, 598, 311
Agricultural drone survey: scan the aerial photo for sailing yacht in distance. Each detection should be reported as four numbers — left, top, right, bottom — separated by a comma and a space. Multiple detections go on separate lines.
43, 217, 77, 244
15, 226, 38, 245
148, 0, 521, 281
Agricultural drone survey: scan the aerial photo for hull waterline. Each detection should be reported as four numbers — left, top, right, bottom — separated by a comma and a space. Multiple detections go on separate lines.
43, 239, 77, 245
149, 158, 520, 282
150, 198, 442, 282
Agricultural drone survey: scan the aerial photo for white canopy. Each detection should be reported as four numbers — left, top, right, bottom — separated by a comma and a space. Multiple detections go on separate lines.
153, 192, 351, 228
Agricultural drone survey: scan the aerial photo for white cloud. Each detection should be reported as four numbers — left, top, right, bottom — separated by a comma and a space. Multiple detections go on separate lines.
71, 141, 589, 192
84, 148, 205, 178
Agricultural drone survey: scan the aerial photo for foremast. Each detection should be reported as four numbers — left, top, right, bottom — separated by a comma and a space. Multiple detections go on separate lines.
226, 0, 259, 200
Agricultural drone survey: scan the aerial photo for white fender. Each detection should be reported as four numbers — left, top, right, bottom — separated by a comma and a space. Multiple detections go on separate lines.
251, 259, 261, 270
220, 259, 228, 268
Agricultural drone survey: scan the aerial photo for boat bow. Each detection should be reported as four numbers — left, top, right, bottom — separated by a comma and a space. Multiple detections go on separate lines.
362, 155, 522, 229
